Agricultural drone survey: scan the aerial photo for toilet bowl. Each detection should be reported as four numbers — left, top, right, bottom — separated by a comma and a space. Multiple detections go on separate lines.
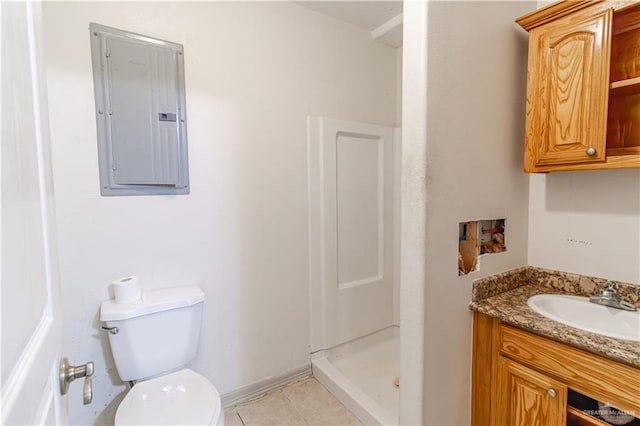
100, 286, 223, 425
115, 369, 223, 426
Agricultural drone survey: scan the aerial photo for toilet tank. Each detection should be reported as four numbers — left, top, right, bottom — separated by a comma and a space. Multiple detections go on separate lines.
100, 286, 204, 382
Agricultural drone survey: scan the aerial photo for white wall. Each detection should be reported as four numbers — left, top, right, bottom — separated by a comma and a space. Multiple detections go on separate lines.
528, 170, 640, 284
42, 2, 397, 424
399, 3, 427, 423
407, 2, 534, 424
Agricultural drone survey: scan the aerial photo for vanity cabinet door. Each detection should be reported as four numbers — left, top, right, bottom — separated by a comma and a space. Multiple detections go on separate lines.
493, 356, 568, 426
524, 7, 612, 170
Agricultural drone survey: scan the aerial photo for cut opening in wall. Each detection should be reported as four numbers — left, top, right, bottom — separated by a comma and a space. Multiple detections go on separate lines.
458, 219, 506, 276
479, 219, 505, 254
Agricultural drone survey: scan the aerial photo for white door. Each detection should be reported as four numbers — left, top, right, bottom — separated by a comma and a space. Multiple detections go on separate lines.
308, 117, 395, 351
1, 2, 68, 424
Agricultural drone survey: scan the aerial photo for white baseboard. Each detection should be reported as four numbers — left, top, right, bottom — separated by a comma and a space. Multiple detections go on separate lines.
221, 364, 312, 408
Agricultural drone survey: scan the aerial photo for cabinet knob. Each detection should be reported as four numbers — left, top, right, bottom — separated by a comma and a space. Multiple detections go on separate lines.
547, 388, 556, 398
586, 147, 596, 156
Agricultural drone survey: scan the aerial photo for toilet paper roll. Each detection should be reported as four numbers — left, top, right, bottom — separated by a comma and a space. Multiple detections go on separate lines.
112, 276, 142, 304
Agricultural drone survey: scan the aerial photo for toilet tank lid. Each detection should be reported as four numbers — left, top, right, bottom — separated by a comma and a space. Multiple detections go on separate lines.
100, 286, 204, 322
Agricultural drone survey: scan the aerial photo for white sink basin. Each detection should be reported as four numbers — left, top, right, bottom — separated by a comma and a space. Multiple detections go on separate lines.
527, 294, 640, 342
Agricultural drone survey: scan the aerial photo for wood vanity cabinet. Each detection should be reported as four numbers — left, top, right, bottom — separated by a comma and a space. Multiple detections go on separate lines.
471, 312, 640, 426
495, 356, 568, 425
517, 0, 640, 172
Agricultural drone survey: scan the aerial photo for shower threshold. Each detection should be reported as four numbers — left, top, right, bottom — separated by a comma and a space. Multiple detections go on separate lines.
311, 326, 399, 426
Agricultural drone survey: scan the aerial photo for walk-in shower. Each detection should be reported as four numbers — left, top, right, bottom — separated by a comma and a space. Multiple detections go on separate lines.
308, 117, 400, 425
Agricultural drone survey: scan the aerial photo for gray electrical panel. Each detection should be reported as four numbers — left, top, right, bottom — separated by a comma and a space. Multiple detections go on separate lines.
90, 23, 189, 196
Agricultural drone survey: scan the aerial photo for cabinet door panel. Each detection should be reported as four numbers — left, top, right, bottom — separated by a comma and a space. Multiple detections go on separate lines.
494, 357, 567, 426
526, 8, 612, 169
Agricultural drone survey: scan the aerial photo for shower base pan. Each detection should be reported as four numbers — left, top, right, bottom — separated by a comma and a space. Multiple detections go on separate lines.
312, 326, 399, 425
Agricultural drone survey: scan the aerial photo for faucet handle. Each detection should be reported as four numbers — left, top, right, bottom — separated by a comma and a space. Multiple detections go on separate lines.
598, 280, 620, 300
590, 281, 637, 311
604, 280, 618, 291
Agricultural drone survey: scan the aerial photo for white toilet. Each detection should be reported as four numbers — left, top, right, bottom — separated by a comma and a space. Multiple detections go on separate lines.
100, 286, 224, 425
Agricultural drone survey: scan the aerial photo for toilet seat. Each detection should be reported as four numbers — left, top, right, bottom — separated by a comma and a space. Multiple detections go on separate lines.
115, 368, 223, 425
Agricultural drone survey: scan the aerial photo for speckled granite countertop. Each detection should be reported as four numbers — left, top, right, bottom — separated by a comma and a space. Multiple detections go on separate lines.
469, 267, 640, 368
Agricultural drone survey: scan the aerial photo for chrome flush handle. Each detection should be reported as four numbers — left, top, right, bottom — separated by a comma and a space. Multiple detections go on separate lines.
101, 326, 119, 335
59, 358, 94, 405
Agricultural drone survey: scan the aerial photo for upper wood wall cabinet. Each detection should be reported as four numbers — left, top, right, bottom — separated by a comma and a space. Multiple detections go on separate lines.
517, 0, 640, 172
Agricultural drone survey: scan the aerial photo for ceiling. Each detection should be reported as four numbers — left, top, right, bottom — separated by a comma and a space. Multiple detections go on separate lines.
295, 1, 403, 47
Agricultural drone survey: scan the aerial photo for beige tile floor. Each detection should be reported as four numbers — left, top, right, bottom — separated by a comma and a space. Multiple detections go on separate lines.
224, 376, 363, 426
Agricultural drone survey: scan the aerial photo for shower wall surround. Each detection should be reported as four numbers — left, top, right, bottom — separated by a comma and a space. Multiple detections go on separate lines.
308, 117, 398, 353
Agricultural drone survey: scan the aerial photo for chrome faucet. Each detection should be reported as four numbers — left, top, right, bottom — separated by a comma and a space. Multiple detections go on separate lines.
589, 281, 638, 312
